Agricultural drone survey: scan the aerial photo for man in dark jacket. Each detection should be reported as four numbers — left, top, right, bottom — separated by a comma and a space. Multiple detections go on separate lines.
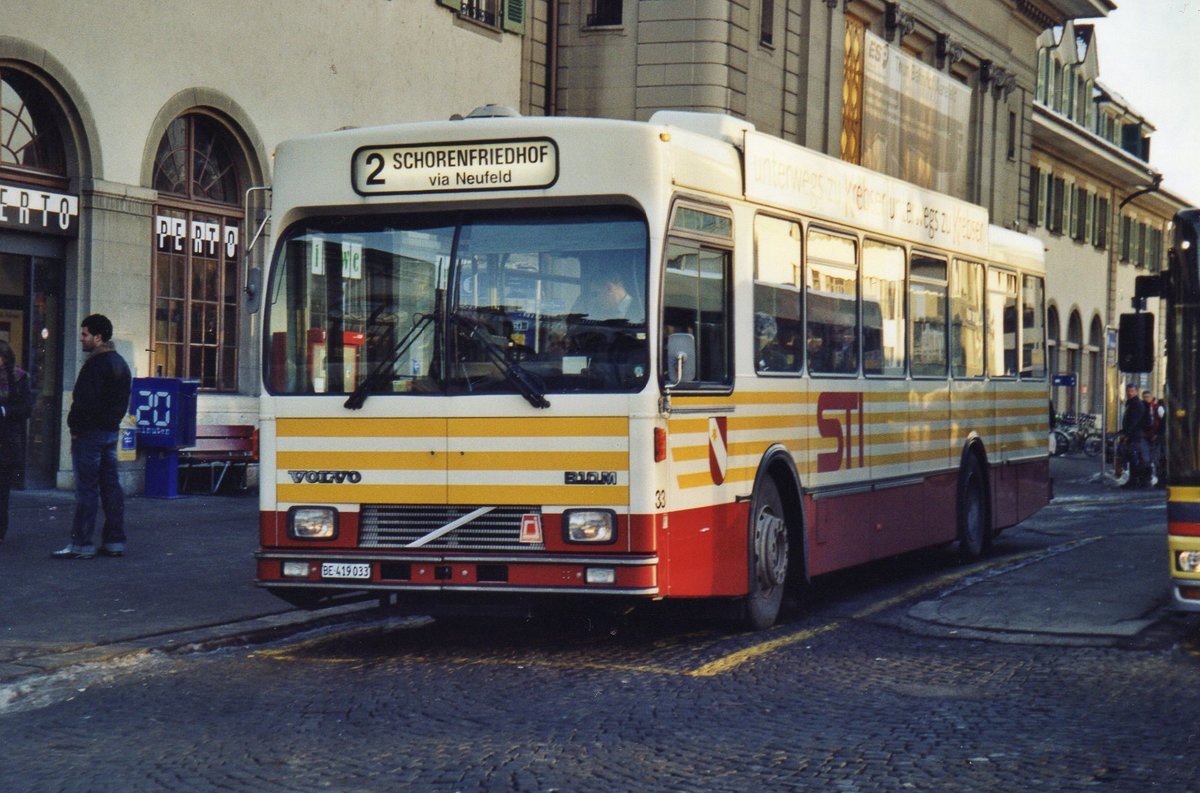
1120, 383, 1152, 489
52, 314, 132, 559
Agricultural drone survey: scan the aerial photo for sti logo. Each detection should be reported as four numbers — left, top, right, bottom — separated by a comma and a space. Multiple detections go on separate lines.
816, 392, 865, 473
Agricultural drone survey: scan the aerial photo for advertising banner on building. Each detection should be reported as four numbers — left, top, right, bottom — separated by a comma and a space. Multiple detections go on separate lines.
860, 30, 971, 198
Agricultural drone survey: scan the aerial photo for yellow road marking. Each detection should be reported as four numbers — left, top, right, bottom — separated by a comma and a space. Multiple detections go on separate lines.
253, 548, 1053, 677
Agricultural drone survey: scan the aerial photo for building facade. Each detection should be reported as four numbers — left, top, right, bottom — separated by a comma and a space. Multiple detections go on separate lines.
1, 1, 536, 489
552, 0, 1114, 229
1028, 21, 1185, 425
2, 0, 1184, 491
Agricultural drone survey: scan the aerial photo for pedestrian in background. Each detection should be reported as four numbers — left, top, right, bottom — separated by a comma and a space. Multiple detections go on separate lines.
0, 339, 33, 546
1143, 390, 1166, 487
1120, 383, 1151, 489
52, 314, 132, 560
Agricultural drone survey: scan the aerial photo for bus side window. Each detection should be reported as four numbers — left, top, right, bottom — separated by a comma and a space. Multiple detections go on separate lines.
986, 268, 1019, 377
950, 259, 985, 378
753, 215, 803, 374
806, 229, 858, 376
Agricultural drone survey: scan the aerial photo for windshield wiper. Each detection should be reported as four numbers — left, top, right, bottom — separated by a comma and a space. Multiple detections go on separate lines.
343, 313, 434, 410
451, 312, 550, 409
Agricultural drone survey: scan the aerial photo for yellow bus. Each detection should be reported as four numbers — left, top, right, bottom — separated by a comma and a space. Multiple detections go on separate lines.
254, 107, 1049, 629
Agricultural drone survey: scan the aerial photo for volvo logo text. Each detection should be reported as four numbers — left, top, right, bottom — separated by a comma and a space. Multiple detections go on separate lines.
564, 471, 617, 485
288, 470, 363, 484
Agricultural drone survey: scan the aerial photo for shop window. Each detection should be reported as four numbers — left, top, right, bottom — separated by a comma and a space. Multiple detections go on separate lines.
151, 113, 244, 390
0, 67, 66, 180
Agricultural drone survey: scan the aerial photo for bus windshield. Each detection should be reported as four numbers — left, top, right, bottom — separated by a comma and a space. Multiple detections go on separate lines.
265, 206, 650, 400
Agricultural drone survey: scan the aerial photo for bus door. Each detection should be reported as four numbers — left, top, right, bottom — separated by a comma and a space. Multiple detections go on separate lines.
661, 236, 744, 597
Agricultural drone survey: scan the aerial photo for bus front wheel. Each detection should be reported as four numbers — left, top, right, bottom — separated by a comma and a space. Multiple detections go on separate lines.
744, 475, 789, 630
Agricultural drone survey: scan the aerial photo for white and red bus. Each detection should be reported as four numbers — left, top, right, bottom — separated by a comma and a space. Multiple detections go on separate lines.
254, 108, 1049, 628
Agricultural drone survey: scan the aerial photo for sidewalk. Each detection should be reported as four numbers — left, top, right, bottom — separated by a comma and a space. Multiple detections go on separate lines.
1049, 450, 1166, 502
0, 454, 1165, 692
0, 487, 370, 692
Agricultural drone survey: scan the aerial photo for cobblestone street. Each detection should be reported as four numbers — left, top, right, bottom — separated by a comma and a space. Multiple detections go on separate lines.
2, 487, 1196, 793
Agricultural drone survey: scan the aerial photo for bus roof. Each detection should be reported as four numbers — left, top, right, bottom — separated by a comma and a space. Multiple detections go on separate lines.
988, 224, 1046, 274
271, 109, 1040, 270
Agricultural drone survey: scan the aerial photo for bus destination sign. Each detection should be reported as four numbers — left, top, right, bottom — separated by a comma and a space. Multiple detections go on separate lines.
352, 138, 559, 195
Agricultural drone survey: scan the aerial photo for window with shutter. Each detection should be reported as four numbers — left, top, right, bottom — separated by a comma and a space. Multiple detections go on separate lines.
503, 0, 525, 33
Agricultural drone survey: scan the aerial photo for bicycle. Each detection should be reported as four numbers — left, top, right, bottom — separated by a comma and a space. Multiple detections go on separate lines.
1053, 412, 1103, 457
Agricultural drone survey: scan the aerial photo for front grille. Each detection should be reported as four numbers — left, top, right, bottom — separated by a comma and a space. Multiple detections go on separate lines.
359, 505, 545, 551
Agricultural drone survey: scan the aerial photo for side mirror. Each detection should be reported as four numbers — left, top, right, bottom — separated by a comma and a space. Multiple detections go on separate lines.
665, 332, 697, 387
1118, 312, 1154, 373
244, 267, 263, 314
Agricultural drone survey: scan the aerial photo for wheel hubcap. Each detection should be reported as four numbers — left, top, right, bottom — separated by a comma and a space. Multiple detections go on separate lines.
755, 508, 788, 589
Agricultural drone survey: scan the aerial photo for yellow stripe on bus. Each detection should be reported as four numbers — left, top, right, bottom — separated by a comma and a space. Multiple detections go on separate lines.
1169, 486, 1200, 503
278, 417, 445, 437
275, 450, 627, 471
447, 451, 627, 471
448, 484, 628, 504
279, 482, 628, 504
448, 417, 627, 437
278, 483, 448, 502
277, 451, 446, 469
277, 416, 629, 439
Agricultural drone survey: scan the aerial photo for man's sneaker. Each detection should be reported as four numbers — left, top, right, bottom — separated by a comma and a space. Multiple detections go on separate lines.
51, 545, 96, 560
99, 546, 124, 557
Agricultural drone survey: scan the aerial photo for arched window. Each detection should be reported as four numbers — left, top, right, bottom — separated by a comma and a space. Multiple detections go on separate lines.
1066, 310, 1083, 412
1046, 304, 1060, 376
0, 67, 67, 181
1088, 315, 1104, 416
151, 112, 244, 390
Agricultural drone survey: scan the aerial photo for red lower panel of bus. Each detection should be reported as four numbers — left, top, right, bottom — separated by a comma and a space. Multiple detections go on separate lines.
804, 458, 1049, 577
257, 458, 1050, 600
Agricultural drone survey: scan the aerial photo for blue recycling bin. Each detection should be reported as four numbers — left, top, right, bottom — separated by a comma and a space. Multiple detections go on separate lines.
130, 377, 198, 498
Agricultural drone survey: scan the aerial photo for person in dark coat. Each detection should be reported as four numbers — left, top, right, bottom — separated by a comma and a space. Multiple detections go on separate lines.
1121, 383, 1152, 488
0, 339, 33, 545
52, 314, 132, 559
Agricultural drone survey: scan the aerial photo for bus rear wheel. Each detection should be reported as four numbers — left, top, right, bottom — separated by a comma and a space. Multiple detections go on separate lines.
744, 476, 789, 630
957, 456, 989, 561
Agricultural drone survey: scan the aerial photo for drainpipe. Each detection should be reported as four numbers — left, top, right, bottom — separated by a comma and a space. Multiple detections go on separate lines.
545, 0, 558, 116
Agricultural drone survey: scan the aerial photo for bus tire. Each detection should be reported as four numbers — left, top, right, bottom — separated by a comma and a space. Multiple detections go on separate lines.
957, 455, 989, 561
744, 475, 789, 630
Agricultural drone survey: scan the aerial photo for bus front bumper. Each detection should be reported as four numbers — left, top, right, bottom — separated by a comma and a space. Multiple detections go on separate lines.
255, 550, 660, 598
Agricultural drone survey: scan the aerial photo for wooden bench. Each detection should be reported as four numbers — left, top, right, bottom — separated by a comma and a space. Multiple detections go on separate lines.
178, 424, 258, 494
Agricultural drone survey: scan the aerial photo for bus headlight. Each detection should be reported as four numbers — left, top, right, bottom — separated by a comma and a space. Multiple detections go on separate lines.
1178, 551, 1200, 573
564, 509, 616, 543
288, 506, 338, 540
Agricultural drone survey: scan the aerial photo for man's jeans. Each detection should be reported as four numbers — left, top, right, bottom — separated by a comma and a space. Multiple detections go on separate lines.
70, 430, 125, 552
